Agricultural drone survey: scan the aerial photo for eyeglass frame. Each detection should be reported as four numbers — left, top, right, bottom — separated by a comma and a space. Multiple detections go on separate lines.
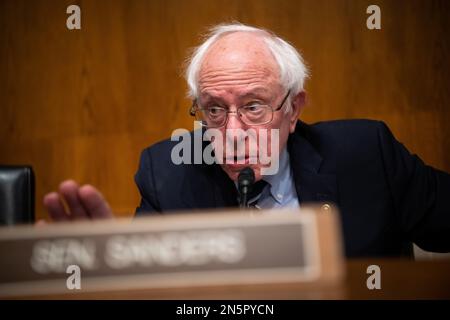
189, 89, 291, 128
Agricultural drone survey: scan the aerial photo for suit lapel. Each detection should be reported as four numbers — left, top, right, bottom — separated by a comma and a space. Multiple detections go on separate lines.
180, 161, 238, 209
178, 130, 238, 209
288, 122, 338, 205
210, 165, 240, 207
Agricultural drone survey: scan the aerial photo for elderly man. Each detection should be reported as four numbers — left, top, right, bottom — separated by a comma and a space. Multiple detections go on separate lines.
44, 23, 450, 257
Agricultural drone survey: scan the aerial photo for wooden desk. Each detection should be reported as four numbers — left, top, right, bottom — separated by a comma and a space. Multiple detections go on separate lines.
345, 259, 450, 299
22, 258, 450, 299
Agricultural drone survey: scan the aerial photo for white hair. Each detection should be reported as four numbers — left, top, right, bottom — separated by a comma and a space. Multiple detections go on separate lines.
185, 23, 309, 108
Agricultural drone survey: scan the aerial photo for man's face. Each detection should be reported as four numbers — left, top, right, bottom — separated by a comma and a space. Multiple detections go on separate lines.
198, 32, 302, 182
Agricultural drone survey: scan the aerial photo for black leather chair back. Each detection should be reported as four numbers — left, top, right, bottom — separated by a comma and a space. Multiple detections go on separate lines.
0, 166, 35, 225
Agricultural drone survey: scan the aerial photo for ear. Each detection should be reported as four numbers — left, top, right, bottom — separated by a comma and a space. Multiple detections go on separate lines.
289, 91, 306, 133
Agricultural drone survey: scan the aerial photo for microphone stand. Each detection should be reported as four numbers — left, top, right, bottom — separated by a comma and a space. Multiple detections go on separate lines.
238, 167, 255, 209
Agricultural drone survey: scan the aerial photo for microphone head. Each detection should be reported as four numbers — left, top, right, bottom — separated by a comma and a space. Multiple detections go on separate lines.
238, 167, 255, 190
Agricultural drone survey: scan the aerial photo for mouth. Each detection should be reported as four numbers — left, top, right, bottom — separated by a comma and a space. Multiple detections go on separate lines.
223, 155, 258, 169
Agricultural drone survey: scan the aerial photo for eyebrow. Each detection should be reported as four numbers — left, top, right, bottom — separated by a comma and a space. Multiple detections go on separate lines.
199, 88, 271, 105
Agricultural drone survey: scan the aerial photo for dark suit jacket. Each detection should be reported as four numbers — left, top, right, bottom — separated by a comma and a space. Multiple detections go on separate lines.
134, 120, 450, 257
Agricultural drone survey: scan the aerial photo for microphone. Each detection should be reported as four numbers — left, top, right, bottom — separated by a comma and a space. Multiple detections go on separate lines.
238, 167, 255, 208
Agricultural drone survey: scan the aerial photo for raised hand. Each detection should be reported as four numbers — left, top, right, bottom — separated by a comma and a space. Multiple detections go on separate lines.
43, 180, 113, 221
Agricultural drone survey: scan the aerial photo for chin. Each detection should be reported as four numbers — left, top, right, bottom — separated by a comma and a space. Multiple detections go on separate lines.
221, 164, 263, 182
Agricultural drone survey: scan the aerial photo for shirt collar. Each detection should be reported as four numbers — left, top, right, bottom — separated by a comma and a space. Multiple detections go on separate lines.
262, 148, 290, 204
232, 147, 291, 205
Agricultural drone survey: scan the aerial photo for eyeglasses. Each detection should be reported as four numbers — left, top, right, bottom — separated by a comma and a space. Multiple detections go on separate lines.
189, 90, 291, 128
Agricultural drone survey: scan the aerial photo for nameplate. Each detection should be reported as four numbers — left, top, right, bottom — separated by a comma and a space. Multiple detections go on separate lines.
0, 206, 344, 297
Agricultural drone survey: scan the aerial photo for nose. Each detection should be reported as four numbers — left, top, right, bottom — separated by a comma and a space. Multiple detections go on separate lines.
225, 110, 246, 130
224, 110, 249, 156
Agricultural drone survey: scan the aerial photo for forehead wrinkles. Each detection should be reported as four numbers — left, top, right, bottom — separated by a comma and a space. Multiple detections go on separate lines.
199, 67, 278, 93
198, 32, 280, 94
